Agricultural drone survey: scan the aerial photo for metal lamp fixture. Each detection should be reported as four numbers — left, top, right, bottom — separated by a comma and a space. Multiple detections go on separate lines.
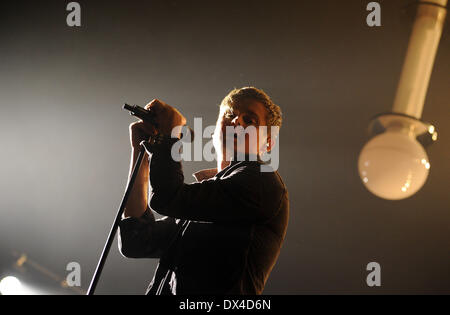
358, 0, 447, 200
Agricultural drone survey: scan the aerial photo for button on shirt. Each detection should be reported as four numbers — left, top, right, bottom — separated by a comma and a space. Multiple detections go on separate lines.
118, 136, 289, 295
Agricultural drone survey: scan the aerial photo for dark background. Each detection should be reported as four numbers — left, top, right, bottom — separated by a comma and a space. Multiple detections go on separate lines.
0, 0, 449, 294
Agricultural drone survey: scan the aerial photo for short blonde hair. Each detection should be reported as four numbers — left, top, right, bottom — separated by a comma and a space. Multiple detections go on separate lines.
220, 87, 282, 130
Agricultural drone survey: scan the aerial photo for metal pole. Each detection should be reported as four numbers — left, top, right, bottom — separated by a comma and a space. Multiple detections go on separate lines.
87, 144, 147, 295
392, 0, 447, 118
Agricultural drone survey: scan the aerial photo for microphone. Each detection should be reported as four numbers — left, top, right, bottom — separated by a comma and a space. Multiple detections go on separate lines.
123, 103, 158, 125
123, 103, 194, 141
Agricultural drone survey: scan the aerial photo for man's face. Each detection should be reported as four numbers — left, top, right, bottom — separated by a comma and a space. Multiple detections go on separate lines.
213, 100, 271, 159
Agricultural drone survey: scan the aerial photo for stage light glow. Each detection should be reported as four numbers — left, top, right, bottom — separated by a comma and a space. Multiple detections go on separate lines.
0, 276, 23, 295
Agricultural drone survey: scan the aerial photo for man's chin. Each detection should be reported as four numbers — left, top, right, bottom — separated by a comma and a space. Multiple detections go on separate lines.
223, 147, 259, 161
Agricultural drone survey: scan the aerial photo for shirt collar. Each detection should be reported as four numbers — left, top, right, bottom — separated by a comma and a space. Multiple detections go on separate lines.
192, 168, 218, 182
191, 154, 263, 182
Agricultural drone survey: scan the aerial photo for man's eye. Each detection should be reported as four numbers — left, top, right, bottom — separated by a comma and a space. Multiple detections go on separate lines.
243, 115, 255, 124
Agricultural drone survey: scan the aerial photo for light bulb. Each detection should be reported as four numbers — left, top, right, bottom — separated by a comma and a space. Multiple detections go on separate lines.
358, 128, 430, 200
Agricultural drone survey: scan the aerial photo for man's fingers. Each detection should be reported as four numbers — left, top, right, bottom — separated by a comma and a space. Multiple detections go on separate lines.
145, 99, 165, 112
142, 98, 186, 135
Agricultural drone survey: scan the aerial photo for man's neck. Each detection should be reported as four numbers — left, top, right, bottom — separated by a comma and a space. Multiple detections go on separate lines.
217, 158, 231, 172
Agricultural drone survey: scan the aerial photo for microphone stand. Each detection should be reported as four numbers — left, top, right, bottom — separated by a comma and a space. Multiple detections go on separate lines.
87, 104, 191, 295
87, 104, 155, 295
87, 142, 147, 295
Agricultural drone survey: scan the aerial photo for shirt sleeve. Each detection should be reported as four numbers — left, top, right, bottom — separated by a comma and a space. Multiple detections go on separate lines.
146, 136, 279, 224
118, 207, 178, 259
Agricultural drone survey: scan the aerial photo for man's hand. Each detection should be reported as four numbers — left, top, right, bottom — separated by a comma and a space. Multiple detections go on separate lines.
125, 99, 185, 218
129, 99, 186, 149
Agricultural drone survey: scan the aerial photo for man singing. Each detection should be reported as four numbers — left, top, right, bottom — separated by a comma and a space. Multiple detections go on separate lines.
118, 87, 289, 295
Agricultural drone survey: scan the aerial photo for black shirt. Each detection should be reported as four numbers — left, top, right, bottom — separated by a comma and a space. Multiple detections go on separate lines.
118, 137, 289, 295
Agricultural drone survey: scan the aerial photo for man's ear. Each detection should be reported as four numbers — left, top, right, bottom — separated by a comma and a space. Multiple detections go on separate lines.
264, 135, 276, 153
